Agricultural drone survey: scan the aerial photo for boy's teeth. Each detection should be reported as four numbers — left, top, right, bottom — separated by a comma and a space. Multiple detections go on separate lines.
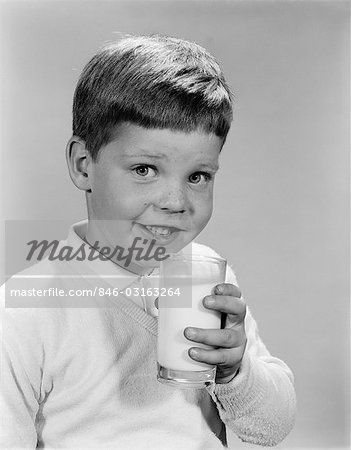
145, 225, 172, 236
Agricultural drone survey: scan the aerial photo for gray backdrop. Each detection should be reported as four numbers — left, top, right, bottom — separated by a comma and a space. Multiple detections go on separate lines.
0, 1, 349, 449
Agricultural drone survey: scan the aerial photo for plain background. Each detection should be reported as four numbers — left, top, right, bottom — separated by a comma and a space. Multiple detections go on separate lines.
0, 1, 349, 448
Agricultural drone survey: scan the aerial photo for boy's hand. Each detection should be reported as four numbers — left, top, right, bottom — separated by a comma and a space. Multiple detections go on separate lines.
184, 283, 247, 384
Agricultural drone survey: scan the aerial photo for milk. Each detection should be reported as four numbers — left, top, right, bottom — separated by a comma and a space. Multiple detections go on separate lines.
157, 253, 226, 378
157, 282, 221, 371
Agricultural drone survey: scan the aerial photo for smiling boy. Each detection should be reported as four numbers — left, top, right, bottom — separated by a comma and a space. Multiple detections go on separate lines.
68, 123, 222, 273
1, 35, 296, 448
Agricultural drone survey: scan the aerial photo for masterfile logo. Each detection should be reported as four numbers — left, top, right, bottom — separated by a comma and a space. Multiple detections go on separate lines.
3, 220, 177, 308
26, 237, 169, 267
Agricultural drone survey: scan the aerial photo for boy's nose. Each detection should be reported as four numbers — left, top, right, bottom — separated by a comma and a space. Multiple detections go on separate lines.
156, 182, 188, 214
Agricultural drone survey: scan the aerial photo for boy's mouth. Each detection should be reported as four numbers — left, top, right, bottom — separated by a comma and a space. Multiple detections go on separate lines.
144, 225, 173, 237
135, 223, 184, 243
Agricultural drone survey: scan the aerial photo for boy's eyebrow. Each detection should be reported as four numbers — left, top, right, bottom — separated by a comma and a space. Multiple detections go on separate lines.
197, 163, 219, 172
122, 152, 219, 171
122, 152, 167, 159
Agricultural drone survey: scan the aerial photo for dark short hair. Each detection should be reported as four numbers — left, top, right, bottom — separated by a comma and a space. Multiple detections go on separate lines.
73, 34, 233, 160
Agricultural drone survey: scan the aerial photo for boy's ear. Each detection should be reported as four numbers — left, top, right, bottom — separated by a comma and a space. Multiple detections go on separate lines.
66, 136, 93, 192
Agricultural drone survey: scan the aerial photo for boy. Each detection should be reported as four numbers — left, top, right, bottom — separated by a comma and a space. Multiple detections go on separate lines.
1, 35, 296, 448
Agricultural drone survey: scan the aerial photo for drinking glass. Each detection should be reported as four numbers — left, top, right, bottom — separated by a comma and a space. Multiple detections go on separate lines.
157, 253, 226, 388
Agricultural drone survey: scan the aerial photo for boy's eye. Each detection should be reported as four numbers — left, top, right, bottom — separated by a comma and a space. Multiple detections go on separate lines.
188, 172, 212, 184
132, 165, 157, 179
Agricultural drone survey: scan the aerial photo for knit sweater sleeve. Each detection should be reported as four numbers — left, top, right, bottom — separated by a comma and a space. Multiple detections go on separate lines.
207, 265, 296, 447
0, 287, 45, 448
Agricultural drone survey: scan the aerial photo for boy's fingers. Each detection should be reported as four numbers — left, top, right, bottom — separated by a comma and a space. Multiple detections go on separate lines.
184, 327, 245, 348
154, 286, 241, 311
188, 346, 243, 366
203, 295, 246, 319
214, 283, 241, 298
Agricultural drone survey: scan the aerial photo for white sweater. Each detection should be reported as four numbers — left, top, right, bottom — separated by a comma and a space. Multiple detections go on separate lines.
0, 221, 296, 449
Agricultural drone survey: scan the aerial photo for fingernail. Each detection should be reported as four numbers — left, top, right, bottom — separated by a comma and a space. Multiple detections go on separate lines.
185, 328, 195, 339
204, 297, 215, 307
214, 285, 222, 294
189, 348, 199, 359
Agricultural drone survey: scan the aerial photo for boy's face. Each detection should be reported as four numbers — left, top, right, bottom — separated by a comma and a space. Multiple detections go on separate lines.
85, 122, 223, 274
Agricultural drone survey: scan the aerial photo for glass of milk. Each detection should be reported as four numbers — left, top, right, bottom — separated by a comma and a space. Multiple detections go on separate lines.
157, 253, 226, 388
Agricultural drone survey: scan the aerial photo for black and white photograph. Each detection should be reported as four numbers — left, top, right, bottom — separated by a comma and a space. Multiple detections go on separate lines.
0, 1, 349, 449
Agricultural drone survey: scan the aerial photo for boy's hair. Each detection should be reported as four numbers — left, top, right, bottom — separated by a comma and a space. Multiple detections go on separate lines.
73, 34, 233, 160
